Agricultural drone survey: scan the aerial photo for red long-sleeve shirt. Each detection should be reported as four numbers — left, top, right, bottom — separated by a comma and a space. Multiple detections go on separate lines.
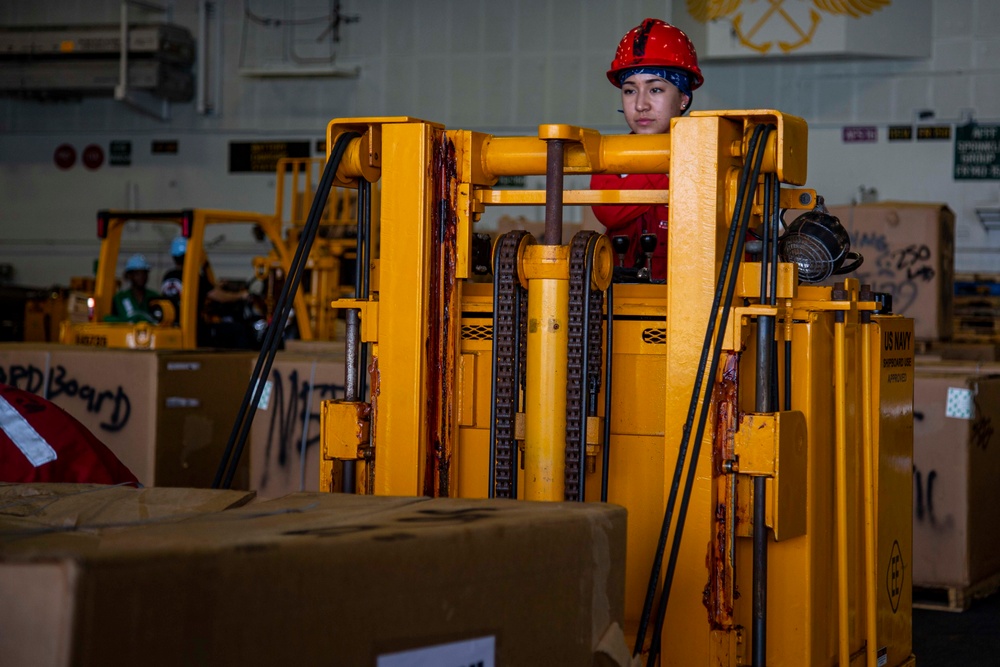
590, 172, 670, 280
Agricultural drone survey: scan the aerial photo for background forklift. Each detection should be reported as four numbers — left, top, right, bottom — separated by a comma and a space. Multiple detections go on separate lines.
60, 157, 366, 350
59, 208, 303, 350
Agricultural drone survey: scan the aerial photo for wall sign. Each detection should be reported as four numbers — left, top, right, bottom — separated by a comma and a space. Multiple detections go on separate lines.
888, 126, 913, 141
229, 141, 310, 173
54, 144, 76, 170
916, 125, 951, 141
110, 140, 131, 167
954, 123, 1000, 180
843, 126, 878, 143
152, 140, 179, 154
82, 144, 104, 170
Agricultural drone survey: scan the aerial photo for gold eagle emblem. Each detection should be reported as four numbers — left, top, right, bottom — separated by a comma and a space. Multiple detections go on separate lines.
686, 0, 891, 53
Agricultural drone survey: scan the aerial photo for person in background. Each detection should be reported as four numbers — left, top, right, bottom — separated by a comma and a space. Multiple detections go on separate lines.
108, 253, 160, 323
162, 235, 250, 347
0, 382, 139, 486
590, 18, 704, 281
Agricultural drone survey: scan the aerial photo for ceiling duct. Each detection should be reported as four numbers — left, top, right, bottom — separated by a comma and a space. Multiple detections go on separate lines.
0, 11, 195, 119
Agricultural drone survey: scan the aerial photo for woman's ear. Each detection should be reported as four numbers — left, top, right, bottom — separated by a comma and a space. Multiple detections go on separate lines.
680, 94, 691, 111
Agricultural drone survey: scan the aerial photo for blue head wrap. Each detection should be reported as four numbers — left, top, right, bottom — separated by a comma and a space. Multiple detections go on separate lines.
618, 66, 693, 104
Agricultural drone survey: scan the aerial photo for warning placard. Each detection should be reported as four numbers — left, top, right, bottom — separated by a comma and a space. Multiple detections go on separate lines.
954, 123, 1000, 180
229, 141, 310, 173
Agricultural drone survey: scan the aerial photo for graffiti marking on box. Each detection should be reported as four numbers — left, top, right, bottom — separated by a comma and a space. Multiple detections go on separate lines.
0, 363, 131, 432
851, 231, 935, 314
259, 367, 345, 488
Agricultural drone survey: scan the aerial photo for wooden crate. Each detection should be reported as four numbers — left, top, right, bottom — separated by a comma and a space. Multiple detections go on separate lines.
913, 570, 1000, 612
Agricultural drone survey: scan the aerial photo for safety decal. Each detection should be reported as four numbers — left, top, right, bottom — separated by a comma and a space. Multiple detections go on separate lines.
886, 539, 904, 614
946, 387, 973, 420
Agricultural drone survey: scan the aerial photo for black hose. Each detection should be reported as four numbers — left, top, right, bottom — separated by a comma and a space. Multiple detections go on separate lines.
753, 176, 777, 665
642, 124, 775, 665
213, 131, 360, 489
633, 123, 768, 657
770, 174, 781, 411
760, 171, 771, 302
357, 178, 372, 402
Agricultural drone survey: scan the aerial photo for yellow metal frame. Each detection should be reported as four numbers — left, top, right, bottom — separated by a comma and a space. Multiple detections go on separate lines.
317, 112, 916, 666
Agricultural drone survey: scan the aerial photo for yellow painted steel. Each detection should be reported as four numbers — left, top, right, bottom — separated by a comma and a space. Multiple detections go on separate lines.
317, 112, 916, 666
871, 316, 915, 666
862, 318, 878, 667
478, 189, 670, 206
835, 315, 851, 667
370, 121, 438, 496
523, 274, 569, 501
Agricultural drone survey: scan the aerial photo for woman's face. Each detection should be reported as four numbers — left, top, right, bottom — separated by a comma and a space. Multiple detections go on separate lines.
621, 74, 689, 135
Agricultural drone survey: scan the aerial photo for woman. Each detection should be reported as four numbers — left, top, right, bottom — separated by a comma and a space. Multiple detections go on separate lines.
590, 18, 704, 280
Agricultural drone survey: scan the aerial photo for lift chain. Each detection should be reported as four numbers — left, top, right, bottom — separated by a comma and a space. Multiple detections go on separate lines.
565, 231, 605, 501
492, 230, 530, 498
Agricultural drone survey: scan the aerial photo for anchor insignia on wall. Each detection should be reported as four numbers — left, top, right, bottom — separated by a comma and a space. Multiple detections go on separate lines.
687, 0, 890, 54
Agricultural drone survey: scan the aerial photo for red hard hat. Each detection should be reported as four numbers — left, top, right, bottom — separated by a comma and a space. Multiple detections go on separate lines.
607, 18, 704, 90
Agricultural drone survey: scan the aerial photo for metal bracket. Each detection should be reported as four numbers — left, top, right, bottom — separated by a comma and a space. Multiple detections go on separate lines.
115, 0, 172, 121
733, 410, 808, 541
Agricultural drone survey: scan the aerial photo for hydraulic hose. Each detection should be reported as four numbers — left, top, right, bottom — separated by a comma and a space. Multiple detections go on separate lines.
753, 173, 778, 667
213, 130, 360, 489
633, 122, 771, 660
358, 178, 373, 401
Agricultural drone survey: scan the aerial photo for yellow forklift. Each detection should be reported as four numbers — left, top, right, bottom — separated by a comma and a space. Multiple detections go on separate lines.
251, 157, 370, 342
58, 208, 308, 349
250, 112, 914, 665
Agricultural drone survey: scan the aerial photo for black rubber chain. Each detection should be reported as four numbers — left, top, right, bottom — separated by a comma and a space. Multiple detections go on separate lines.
565, 231, 603, 501
491, 230, 530, 498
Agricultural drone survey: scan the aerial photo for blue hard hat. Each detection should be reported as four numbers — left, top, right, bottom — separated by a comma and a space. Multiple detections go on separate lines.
125, 253, 151, 272
171, 236, 187, 258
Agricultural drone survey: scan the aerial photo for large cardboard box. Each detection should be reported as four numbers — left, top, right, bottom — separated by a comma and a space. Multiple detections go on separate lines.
249, 351, 346, 497
0, 344, 255, 489
912, 371, 1000, 589
0, 484, 628, 667
924, 340, 1000, 362
826, 203, 955, 340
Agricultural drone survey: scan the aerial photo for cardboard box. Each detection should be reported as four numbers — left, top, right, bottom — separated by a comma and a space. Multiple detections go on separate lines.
0, 484, 627, 667
826, 202, 955, 340
924, 340, 1000, 362
912, 371, 1000, 588
249, 351, 346, 497
0, 344, 255, 489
